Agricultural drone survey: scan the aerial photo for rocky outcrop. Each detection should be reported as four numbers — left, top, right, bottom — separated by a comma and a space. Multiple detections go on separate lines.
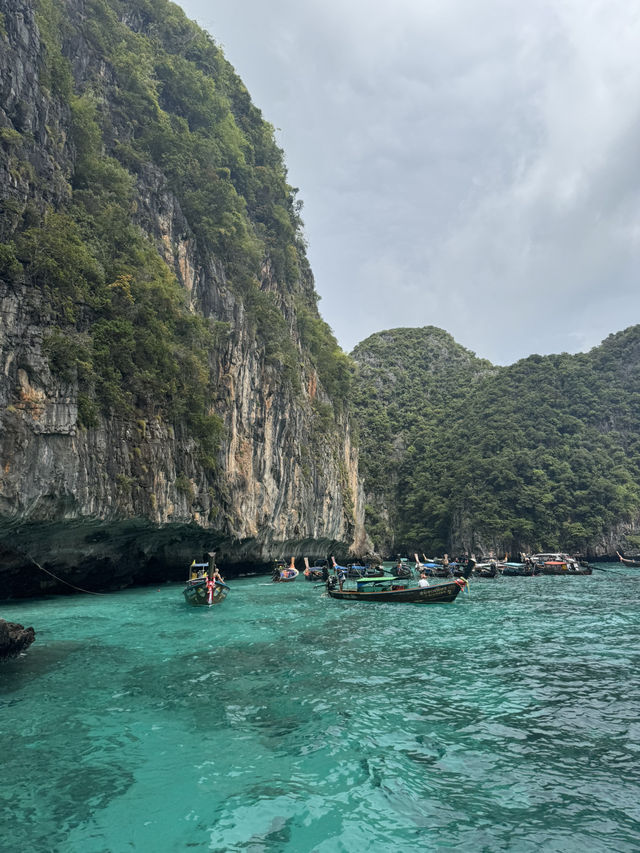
0, 0, 369, 596
0, 618, 35, 658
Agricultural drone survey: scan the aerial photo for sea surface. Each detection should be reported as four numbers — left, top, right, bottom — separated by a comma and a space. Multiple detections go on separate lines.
1, 565, 640, 852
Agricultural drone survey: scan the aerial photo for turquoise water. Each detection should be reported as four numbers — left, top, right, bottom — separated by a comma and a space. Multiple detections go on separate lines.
2, 566, 640, 852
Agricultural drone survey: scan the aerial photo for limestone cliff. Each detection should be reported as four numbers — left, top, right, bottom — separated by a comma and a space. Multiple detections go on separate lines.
0, 0, 368, 596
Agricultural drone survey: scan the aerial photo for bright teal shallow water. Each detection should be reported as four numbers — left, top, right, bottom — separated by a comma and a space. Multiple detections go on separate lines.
1, 567, 640, 852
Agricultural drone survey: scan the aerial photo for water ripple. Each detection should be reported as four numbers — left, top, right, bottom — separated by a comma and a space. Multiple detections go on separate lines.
2, 569, 640, 850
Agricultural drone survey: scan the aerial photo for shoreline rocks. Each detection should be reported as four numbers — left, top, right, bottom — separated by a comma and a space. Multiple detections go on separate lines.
0, 619, 35, 660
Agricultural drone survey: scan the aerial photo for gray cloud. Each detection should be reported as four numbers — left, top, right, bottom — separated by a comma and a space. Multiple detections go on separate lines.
177, 0, 640, 364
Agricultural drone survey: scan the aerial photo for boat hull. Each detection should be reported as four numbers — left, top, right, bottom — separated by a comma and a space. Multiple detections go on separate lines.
304, 569, 325, 582
391, 566, 413, 578
617, 552, 640, 567
502, 564, 535, 576
535, 565, 592, 576
183, 579, 230, 606
346, 565, 384, 578
272, 568, 299, 582
327, 580, 464, 603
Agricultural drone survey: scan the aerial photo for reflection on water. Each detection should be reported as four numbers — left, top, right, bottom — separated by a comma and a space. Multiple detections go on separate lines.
1, 569, 640, 851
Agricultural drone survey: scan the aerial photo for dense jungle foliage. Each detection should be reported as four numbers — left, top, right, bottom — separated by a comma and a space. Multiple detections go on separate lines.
352, 325, 640, 557
351, 327, 494, 550
0, 0, 350, 463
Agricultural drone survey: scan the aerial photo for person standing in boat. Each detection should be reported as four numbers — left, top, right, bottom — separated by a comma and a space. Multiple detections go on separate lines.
418, 572, 430, 588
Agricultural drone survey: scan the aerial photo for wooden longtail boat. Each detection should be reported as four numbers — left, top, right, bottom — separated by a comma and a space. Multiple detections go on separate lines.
473, 561, 501, 578
303, 556, 327, 582
616, 551, 640, 567
347, 564, 384, 578
183, 555, 230, 606
326, 574, 468, 603
272, 557, 299, 582
501, 562, 535, 577
418, 553, 457, 577
530, 553, 592, 575
391, 562, 413, 578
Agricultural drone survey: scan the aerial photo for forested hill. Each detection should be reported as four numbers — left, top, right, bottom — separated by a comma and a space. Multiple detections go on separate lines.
0, 0, 365, 595
351, 327, 495, 550
351, 325, 640, 558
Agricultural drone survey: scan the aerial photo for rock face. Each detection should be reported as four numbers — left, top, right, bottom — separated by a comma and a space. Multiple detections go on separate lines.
0, 0, 368, 596
0, 618, 35, 658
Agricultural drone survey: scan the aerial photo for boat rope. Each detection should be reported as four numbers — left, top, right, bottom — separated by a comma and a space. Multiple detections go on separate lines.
27, 555, 109, 596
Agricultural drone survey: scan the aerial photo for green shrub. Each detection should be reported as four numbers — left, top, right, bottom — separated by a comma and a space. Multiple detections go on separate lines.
0, 242, 22, 280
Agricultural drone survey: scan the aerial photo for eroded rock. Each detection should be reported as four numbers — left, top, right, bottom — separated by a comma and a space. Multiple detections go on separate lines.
0, 618, 35, 659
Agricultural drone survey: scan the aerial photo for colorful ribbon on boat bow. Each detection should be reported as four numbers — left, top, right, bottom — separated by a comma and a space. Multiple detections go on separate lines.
454, 577, 469, 593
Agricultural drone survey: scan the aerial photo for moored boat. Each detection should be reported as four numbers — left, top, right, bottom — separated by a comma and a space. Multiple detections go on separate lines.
273, 557, 299, 582
431, 567, 453, 578
391, 559, 413, 578
326, 559, 474, 603
183, 555, 230, 606
303, 557, 327, 582
616, 551, 640, 568
330, 556, 383, 579
473, 561, 501, 578
326, 574, 469, 603
346, 562, 384, 578
530, 553, 592, 575
416, 556, 453, 578
501, 562, 535, 577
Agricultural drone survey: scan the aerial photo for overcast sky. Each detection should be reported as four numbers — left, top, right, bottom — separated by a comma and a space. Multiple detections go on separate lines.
177, 0, 640, 365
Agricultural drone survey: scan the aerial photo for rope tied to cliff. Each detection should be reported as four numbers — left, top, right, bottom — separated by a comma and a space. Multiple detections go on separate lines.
27, 555, 109, 596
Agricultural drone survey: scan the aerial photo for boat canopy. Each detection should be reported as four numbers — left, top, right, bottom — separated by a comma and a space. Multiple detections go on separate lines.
355, 577, 398, 591
355, 576, 395, 584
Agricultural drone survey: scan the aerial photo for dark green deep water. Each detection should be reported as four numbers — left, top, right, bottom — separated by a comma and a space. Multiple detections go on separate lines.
1, 566, 639, 852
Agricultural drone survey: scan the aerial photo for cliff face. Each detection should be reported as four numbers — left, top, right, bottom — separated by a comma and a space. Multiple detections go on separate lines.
0, 0, 368, 595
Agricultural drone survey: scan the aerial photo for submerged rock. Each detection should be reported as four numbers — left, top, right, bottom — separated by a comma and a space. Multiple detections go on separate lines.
0, 619, 35, 660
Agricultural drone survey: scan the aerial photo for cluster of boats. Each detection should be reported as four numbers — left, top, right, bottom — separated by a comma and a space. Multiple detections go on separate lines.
182, 550, 595, 608
327, 552, 593, 580
476, 553, 593, 576
457, 552, 593, 577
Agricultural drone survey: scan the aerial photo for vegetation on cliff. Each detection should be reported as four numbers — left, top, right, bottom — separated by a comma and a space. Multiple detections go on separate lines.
352, 325, 640, 556
351, 327, 493, 549
0, 0, 351, 462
